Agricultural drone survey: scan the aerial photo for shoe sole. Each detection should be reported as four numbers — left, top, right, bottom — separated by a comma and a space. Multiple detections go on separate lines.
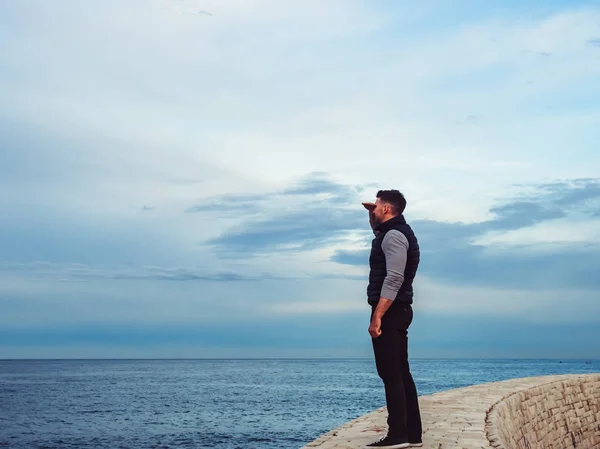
409, 444, 423, 447
365, 444, 409, 449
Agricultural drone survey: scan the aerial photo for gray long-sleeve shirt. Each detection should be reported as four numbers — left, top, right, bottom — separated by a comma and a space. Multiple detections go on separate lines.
380, 229, 409, 301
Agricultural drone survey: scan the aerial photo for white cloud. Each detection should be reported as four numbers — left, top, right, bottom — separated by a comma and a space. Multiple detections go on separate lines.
415, 275, 600, 324
2, 1, 600, 358
3, 5, 599, 227
474, 218, 600, 248
3, 261, 596, 330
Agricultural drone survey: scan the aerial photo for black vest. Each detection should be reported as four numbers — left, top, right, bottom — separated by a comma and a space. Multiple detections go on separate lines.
367, 214, 420, 306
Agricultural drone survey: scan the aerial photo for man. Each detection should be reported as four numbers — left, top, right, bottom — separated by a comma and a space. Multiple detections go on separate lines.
362, 189, 423, 449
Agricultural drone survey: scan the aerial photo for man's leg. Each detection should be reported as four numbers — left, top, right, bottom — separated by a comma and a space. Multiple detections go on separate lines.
372, 316, 408, 439
400, 336, 422, 443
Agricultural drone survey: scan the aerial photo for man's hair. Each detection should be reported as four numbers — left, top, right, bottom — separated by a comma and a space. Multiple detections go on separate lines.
376, 189, 407, 215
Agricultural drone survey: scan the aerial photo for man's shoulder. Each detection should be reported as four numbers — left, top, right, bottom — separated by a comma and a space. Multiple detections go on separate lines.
382, 229, 409, 248
390, 220, 418, 241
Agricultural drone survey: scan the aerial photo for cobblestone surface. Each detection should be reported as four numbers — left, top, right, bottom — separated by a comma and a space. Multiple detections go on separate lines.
299, 374, 600, 449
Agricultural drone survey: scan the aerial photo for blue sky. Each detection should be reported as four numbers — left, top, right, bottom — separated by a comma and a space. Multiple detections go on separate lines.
1, 0, 599, 359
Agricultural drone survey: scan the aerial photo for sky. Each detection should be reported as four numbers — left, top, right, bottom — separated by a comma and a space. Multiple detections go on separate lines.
1, 0, 599, 359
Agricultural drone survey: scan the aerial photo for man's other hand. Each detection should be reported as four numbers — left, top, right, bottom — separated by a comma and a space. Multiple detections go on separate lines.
369, 317, 382, 339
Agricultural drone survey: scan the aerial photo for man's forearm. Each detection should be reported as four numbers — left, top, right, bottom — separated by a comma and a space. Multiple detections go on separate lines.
369, 211, 381, 236
372, 297, 393, 319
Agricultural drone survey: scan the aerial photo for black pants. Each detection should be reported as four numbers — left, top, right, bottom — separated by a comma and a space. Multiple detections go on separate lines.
371, 303, 422, 441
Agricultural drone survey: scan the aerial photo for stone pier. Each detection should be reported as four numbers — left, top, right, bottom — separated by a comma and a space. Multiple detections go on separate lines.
300, 373, 600, 449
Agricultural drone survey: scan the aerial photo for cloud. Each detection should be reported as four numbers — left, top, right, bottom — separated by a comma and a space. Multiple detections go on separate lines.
0, 261, 363, 284
195, 172, 371, 254
4, 1, 599, 200
280, 172, 363, 201
522, 178, 600, 205
202, 176, 599, 252
2, 1, 600, 358
185, 172, 366, 213
185, 193, 268, 214
330, 249, 369, 266
487, 201, 565, 229
206, 207, 365, 254
331, 178, 600, 289
0, 262, 278, 282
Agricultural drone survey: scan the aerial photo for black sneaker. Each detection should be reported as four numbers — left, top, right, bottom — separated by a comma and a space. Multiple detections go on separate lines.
409, 442, 423, 447
365, 434, 409, 448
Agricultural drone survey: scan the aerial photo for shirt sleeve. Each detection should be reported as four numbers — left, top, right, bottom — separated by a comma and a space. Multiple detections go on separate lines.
380, 230, 408, 301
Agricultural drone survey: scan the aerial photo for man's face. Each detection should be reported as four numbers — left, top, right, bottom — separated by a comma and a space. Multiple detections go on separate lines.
372, 198, 388, 224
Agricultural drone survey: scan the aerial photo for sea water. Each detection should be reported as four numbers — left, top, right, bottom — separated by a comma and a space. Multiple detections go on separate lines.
0, 358, 598, 449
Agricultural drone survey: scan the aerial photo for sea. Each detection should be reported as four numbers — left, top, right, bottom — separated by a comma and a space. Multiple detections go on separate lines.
0, 358, 598, 449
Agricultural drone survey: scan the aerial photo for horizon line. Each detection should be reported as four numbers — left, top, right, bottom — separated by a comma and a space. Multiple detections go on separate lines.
1, 357, 598, 361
